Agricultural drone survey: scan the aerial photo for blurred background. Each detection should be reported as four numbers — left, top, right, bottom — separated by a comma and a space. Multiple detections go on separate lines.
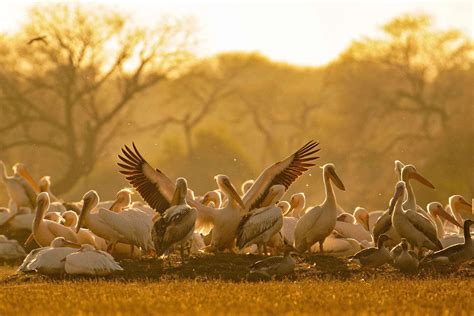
0, 1, 472, 212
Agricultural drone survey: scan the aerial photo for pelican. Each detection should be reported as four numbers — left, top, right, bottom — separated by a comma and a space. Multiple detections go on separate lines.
0, 161, 37, 209
310, 232, 362, 257
18, 237, 81, 275
390, 238, 419, 272
334, 208, 372, 243
44, 212, 64, 224
447, 195, 473, 224
391, 181, 442, 254
280, 201, 298, 245
427, 202, 463, 247
0, 235, 26, 259
76, 190, 153, 254
30, 192, 78, 247
201, 190, 222, 208
117, 141, 319, 237
422, 220, 473, 265
152, 177, 197, 261
247, 245, 296, 280
62, 210, 101, 248
109, 188, 134, 212
349, 234, 392, 269
286, 193, 306, 218
294, 163, 345, 253
38, 176, 59, 202
241, 179, 255, 196
236, 185, 285, 254
372, 198, 401, 248
64, 244, 123, 275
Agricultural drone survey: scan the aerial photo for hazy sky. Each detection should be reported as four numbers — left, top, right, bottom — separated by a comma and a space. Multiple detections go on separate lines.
0, 0, 472, 66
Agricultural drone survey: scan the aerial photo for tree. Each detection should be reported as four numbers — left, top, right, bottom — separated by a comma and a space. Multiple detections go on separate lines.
0, 3, 196, 194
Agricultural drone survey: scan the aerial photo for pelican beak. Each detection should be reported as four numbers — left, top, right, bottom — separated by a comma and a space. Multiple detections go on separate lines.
76, 199, 90, 233
24, 233, 35, 246
438, 206, 463, 228
329, 169, 345, 191
64, 240, 82, 248
412, 172, 435, 189
18, 167, 40, 193
459, 198, 472, 210
224, 180, 245, 209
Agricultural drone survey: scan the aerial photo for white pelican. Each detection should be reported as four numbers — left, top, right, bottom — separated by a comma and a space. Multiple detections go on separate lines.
310, 232, 362, 257
30, 192, 78, 247
294, 163, 345, 253
18, 237, 81, 275
334, 209, 372, 243
61, 210, 101, 248
152, 178, 197, 261
247, 245, 296, 280
44, 212, 64, 223
236, 185, 285, 254
76, 190, 153, 254
117, 141, 319, 235
447, 195, 473, 225
64, 244, 123, 275
422, 219, 473, 265
286, 193, 306, 218
390, 238, 419, 272
0, 235, 26, 259
241, 179, 254, 196
427, 202, 464, 247
349, 234, 392, 269
109, 188, 134, 212
201, 190, 222, 208
0, 161, 37, 209
38, 176, 59, 202
391, 181, 442, 254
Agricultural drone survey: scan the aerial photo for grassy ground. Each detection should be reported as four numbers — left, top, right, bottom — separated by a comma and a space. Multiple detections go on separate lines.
0, 254, 473, 315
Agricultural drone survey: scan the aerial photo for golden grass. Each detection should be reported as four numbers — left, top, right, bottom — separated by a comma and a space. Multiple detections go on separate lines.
0, 270, 472, 315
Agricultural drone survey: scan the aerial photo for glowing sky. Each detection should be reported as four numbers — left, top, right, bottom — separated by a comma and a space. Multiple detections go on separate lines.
0, 0, 472, 66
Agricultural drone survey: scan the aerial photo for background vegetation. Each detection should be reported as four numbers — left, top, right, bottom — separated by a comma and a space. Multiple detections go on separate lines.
0, 3, 472, 211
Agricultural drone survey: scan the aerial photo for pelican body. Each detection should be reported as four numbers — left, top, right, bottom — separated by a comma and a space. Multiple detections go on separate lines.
64, 244, 123, 275
294, 163, 345, 253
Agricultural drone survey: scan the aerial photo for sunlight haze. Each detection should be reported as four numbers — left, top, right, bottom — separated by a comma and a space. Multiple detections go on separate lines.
0, 0, 471, 66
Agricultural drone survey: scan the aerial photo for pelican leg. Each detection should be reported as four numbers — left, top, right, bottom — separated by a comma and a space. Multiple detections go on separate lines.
257, 244, 263, 255
24, 233, 35, 246
319, 240, 325, 253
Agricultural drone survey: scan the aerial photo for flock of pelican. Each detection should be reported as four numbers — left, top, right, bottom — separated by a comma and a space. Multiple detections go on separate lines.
0, 140, 472, 279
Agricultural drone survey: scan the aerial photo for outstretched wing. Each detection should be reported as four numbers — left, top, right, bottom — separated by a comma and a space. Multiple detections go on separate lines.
243, 140, 320, 211
117, 143, 174, 214
236, 206, 282, 249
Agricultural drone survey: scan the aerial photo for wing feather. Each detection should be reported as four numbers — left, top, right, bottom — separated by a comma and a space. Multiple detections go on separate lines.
117, 143, 174, 214
243, 140, 320, 211
405, 210, 442, 249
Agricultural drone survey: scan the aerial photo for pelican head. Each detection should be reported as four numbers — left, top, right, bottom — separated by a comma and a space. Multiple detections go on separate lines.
449, 195, 472, 212
393, 181, 406, 203
202, 190, 222, 208
50, 237, 81, 248
377, 234, 391, 248
278, 201, 291, 216
427, 202, 462, 228
401, 165, 435, 189
241, 179, 254, 195
321, 163, 345, 191
39, 176, 51, 192
62, 210, 79, 227
354, 207, 370, 231
337, 213, 354, 223
289, 193, 306, 217
76, 190, 100, 233
110, 188, 134, 211
13, 162, 39, 192
394, 160, 405, 179
215, 175, 245, 209
44, 212, 64, 224
35, 192, 50, 218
